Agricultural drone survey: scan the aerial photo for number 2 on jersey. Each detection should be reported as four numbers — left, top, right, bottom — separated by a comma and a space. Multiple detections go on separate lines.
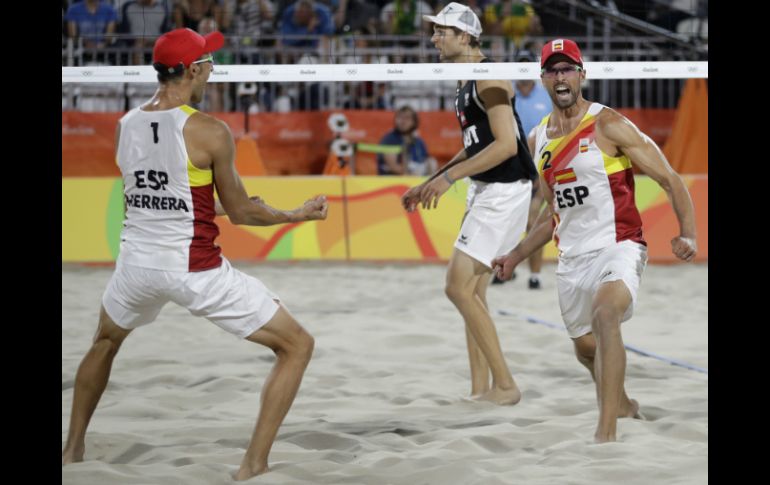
541, 150, 552, 171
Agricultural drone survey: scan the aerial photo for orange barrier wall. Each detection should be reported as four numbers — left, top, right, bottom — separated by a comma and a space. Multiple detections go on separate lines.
63, 109, 686, 177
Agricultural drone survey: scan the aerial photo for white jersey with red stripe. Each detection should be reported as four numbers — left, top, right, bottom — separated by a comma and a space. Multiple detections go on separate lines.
116, 104, 222, 272
534, 102, 646, 258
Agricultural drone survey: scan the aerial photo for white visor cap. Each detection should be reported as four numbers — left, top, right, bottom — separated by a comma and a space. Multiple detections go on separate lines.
423, 2, 482, 38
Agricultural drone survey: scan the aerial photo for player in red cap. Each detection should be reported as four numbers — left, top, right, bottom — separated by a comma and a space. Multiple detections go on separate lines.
493, 38, 697, 442
62, 28, 328, 480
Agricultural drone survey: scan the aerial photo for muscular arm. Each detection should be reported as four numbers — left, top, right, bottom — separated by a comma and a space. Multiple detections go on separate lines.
401, 147, 468, 211
526, 128, 545, 227
597, 109, 697, 260
444, 79, 519, 180
492, 129, 553, 279
215, 195, 264, 216
416, 80, 521, 210
492, 175, 555, 279
190, 115, 326, 226
523, 179, 556, 253
425, 147, 468, 183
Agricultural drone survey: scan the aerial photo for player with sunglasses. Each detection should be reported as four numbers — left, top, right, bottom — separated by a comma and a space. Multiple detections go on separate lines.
493, 38, 697, 443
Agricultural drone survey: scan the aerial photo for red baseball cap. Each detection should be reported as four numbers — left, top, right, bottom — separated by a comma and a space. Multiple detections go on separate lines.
153, 28, 225, 74
541, 39, 583, 67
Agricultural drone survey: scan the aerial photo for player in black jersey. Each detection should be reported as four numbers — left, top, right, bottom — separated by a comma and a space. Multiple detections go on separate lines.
402, 2, 537, 405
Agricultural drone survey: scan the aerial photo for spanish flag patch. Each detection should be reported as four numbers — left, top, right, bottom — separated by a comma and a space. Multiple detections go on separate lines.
554, 168, 577, 184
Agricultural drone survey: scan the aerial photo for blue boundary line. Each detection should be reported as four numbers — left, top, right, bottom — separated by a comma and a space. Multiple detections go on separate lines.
496, 309, 708, 375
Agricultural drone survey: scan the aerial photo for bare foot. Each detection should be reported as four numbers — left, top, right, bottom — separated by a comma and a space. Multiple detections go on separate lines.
594, 432, 617, 443
62, 447, 84, 465
474, 386, 521, 405
234, 464, 269, 481
619, 398, 644, 419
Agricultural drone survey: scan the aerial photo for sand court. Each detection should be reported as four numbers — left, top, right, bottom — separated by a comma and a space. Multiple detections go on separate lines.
63, 262, 707, 484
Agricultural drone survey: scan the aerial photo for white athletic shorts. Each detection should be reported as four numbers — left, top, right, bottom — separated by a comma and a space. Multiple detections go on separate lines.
102, 257, 280, 339
455, 179, 532, 268
556, 240, 648, 338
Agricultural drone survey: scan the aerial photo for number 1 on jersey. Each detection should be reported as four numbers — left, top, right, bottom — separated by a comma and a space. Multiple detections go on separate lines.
150, 122, 159, 144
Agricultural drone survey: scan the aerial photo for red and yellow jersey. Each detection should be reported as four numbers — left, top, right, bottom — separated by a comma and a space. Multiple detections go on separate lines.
534, 103, 645, 257
116, 105, 221, 272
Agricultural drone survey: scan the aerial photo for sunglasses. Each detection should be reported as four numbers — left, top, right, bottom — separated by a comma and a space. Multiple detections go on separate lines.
541, 65, 582, 78
192, 54, 214, 65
